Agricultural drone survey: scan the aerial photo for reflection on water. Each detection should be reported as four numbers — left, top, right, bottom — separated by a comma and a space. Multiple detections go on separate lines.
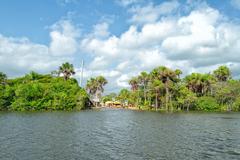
0, 110, 240, 160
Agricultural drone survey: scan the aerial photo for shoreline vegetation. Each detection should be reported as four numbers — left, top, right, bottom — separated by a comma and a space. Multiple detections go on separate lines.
0, 62, 93, 111
102, 65, 240, 112
0, 62, 240, 112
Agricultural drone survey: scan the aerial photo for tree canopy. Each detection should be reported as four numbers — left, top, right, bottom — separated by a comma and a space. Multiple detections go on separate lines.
116, 65, 240, 112
0, 63, 92, 111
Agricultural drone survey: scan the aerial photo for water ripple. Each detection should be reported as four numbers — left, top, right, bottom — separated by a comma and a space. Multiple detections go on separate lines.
0, 110, 240, 160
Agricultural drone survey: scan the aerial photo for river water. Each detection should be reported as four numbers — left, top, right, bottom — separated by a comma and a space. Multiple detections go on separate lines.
0, 109, 240, 160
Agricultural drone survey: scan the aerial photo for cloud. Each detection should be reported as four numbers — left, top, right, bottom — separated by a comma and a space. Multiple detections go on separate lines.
0, 35, 70, 77
49, 20, 80, 56
129, 1, 180, 24
231, 0, 240, 10
116, 0, 141, 7
81, 4, 240, 91
0, 20, 80, 77
57, 0, 78, 6
88, 56, 109, 70
2, 1, 240, 93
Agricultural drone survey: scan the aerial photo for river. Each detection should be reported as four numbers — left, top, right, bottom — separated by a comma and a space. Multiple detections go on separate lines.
0, 109, 240, 160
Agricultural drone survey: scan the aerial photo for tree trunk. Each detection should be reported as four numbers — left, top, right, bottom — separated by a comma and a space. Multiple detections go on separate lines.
155, 91, 158, 111
137, 90, 140, 110
169, 93, 173, 112
165, 85, 169, 111
187, 103, 190, 112
144, 84, 147, 104
148, 94, 151, 107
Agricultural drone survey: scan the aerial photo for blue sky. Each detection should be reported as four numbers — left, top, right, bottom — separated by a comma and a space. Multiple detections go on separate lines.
0, 0, 240, 93
1, 0, 239, 44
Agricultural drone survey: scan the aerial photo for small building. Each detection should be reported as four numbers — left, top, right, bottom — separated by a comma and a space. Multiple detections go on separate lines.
105, 101, 122, 108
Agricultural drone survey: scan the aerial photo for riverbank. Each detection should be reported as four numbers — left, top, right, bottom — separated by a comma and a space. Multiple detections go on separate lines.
94, 105, 240, 113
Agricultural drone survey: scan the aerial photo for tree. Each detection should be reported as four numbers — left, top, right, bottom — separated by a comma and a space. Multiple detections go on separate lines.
129, 77, 140, 107
59, 62, 75, 80
117, 89, 131, 107
175, 69, 182, 79
213, 66, 231, 82
86, 78, 98, 100
86, 76, 107, 106
138, 72, 149, 104
177, 86, 197, 111
151, 66, 177, 111
185, 73, 215, 96
129, 77, 139, 91
149, 79, 164, 110
96, 76, 108, 94
214, 80, 240, 111
0, 72, 92, 111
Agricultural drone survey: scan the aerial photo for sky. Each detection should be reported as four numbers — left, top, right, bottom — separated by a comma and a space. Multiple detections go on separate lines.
0, 0, 240, 93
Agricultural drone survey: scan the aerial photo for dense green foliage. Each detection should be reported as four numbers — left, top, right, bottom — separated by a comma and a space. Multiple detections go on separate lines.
0, 65, 92, 111
116, 65, 240, 112
1, 63, 240, 112
195, 97, 219, 111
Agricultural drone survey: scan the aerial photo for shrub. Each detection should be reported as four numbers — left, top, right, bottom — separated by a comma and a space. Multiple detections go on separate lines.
196, 96, 220, 111
233, 97, 240, 111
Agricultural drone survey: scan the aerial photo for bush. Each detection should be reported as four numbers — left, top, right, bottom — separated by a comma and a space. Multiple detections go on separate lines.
233, 97, 240, 111
1, 73, 92, 111
196, 96, 220, 111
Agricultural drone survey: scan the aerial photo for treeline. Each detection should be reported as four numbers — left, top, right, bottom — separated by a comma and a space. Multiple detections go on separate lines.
0, 63, 92, 111
116, 66, 240, 111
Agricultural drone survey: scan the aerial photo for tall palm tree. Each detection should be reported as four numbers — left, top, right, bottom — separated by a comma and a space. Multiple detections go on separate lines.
149, 79, 164, 110
138, 72, 149, 104
129, 77, 140, 108
175, 69, 182, 79
129, 77, 139, 91
151, 66, 177, 111
59, 62, 75, 80
213, 66, 231, 82
185, 73, 215, 96
96, 76, 108, 98
201, 74, 216, 95
86, 78, 98, 96
86, 76, 107, 106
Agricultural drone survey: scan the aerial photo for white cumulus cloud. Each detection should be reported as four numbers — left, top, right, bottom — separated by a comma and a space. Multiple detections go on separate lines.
49, 20, 80, 56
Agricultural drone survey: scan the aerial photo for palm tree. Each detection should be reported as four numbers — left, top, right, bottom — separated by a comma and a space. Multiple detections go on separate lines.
201, 74, 216, 95
86, 78, 97, 96
96, 76, 108, 98
185, 73, 201, 95
86, 76, 107, 107
138, 72, 149, 104
213, 66, 231, 82
149, 79, 164, 110
151, 66, 177, 111
129, 77, 140, 108
129, 77, 139, 91
175, 69, 182, 79
185, 73, 215, 96
59, 62, 75, 80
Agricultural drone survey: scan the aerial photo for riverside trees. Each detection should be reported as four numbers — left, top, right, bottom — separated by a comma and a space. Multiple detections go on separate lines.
116, 65, 240, 111
0, 63, 92, 111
